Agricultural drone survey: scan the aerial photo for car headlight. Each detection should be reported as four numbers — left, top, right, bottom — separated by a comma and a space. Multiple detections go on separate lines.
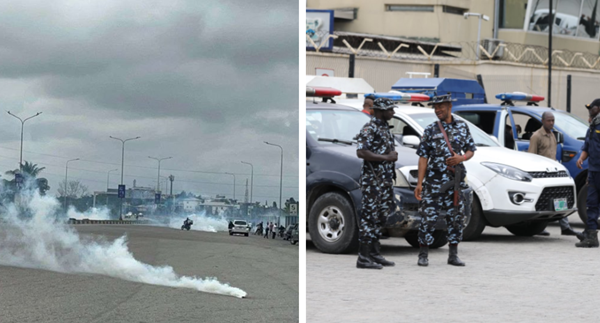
394, 169, 410, 187
481, 162, 532, 182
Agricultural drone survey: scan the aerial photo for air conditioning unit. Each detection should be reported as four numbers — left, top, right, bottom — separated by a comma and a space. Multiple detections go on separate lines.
482, 38, 504, 59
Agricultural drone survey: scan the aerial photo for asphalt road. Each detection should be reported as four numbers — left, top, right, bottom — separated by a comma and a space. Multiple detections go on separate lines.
307, 214, 600, 322
0, 225, 298, 323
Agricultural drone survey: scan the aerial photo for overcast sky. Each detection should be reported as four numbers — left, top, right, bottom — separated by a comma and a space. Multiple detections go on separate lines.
0, 0, 299, 205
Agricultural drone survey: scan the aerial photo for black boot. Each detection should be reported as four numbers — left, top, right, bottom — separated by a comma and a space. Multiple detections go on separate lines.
417, 245, 428, 267
357, 243, 383, 269
369, 240, 395, 267
448, 244, 465, 266
576, 230, 599, 248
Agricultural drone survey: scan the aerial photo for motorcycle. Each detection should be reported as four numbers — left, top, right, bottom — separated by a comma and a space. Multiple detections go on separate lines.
290, 223, 299, 245
283, 224, 294, 240
181, 219, 193, 231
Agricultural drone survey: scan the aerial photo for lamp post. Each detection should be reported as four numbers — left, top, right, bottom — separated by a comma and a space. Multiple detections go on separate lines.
110, 136, 141, 220
64, 158, 80, 210
241, 161, 253, 203
463, 12, 490, 60
148, 156, 172, 192
7, 111, 42, 171
225, 172, 236, 200
265, 141, 283, 225
106, 168, 118, 205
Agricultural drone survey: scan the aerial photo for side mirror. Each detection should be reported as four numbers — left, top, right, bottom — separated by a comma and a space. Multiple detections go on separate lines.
402, 135, 420, 148
394, 134, 403, 145
553, 131, 564, 144
489, 135, 500, 145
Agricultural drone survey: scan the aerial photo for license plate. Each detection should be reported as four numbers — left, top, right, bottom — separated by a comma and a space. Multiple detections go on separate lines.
554, 198, 567, 211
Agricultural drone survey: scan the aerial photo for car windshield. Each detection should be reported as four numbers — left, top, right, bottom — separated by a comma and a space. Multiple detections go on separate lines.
408, 113, 499, 147
306, 109, 371, 142
553, 111, 588, 140
234, 221, 247, 226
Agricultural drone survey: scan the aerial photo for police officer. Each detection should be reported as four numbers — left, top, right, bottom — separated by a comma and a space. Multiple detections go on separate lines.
355, 97, 397, 269
576, 98, 600, 248
414, 94, 476, 266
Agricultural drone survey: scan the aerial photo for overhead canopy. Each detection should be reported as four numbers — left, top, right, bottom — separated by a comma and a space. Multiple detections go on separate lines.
306, 76, 374, 97
391, 78, 486, 106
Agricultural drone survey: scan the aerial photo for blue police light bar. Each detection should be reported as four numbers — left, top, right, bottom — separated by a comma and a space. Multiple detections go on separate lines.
365, 92, 431, 102
495, 92, 544, 102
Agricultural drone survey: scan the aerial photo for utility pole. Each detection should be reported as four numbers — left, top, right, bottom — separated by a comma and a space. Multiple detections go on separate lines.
110, 136, 141, 220
64, 158, 80, 210
7, 111, 42, 173
148, 156, 172, 192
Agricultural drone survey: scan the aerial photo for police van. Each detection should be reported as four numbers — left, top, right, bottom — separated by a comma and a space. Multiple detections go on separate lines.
452, 91, 590, 224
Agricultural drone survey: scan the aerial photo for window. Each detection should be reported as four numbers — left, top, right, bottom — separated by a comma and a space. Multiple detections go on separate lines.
306, 110, 371, 142
526, 0, 600, 40
499, 0, 529, 29
386, 5, 434, 12
455, 111, 498, 135
442, 5, 466, 15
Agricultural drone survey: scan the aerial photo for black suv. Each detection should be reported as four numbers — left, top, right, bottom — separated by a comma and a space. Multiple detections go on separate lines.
306, 99, 470, 254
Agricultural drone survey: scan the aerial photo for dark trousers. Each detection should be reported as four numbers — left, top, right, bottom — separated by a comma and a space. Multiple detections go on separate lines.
264, 229, 269, 238
587, 171, 600, 231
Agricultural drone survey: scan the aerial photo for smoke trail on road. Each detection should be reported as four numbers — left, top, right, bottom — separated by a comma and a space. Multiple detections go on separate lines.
0, 190, 246, 298
66, 206, 112, 220
167, 213, 229, 232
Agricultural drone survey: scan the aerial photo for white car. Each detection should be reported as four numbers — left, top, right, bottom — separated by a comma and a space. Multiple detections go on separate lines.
340, 100, 577, 240
230, 220, 250, 237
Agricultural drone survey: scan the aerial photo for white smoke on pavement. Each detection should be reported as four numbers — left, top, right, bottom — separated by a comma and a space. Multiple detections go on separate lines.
66, 206, 112, 220
0, 190, 247, 298
167, 212, 229, 232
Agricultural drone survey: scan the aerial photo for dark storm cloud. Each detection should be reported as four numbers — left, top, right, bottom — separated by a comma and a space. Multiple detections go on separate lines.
0, 0, 299, 200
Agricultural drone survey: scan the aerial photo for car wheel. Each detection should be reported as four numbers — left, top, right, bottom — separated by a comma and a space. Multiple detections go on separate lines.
463, 195, 486, 241
505, 221, 548, 236
404, 230, 447, 249
245, 233, 248, 237
308, 192, 359, 254
229, 232, 233, 236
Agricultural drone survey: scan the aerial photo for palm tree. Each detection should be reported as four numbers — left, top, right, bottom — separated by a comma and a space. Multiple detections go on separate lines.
5, 161, 46, 180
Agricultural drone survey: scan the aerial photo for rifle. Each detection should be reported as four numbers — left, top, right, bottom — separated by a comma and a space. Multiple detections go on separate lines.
437, 121, 463, 214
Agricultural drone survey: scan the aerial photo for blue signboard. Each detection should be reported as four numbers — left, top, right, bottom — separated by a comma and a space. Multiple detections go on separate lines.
155, 193, 161, 204
118, 184, 126, 198
306, 10, 334, 51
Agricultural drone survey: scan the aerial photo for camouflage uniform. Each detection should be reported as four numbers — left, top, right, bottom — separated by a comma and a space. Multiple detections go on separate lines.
416, 117, 476, 246
356, 117, 396, 245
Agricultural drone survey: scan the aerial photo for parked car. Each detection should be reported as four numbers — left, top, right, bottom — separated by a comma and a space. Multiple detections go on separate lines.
306, 87, 473, 254
341, 96, 578, 240
452, 93, 589, 223
230, 220, 250, 236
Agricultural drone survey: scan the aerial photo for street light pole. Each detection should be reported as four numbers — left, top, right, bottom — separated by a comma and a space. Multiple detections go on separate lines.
7, 111, 42, 172
106, 168, 118, 205
225, 172, 236, 200
463, 12, 490, 60
148, 156, 172, 192
64, 158, 80, 210
241, 161, 253, 203
265, 141, 283, 225
110, 136, 141, 220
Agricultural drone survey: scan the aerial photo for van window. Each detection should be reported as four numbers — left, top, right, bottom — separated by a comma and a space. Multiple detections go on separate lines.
454, 111, 496, 134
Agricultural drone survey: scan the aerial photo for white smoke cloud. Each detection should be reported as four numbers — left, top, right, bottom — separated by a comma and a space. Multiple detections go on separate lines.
0, 190, 247, 298
66, 205, 112, 220
167, 212, 229, 232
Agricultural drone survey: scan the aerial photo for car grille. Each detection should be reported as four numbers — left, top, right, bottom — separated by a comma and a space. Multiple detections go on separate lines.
528, 171, 568, 178
409, 170, 418, 178
535, 186, 574, 211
